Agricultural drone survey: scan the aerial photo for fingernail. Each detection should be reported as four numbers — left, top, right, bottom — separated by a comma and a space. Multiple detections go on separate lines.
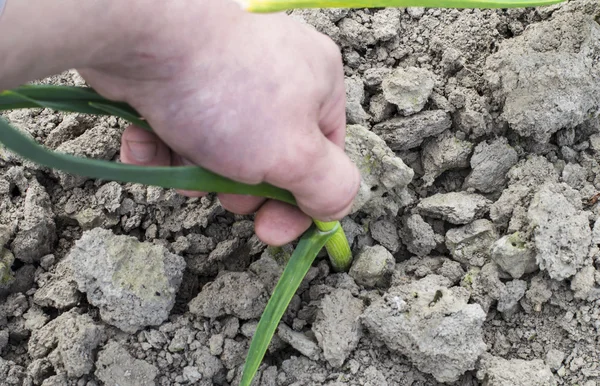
126, 141, 157, 162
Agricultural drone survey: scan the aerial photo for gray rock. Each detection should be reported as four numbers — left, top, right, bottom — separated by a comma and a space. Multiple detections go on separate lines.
23, 305, 50, 331
369, 94, 396, 123
95, 341, 158, 386
168, 327, 194, 353
45, 114, 87, 149
231, 220, 254, 238
52, 125, 120, 189
0, 357, 25, 385
372, 110, 452, 151
371, 8, 401, 41
189, 271, 267, 319
561, 163, 588, 189
363, 67, 393, 88
280, 356, 327, 384
11, 180, 56, 263
28, 309, 104, 377
278, 323, 320, 361
26, 358, 53, 385
485, 13, 600, 143
209, 334, 224, 356
363, 366, 389, 386
69, 228, 186, 333
362, 276, 486, 383
192, 346, 224, 380
382, 67, 435, 115
489, 185, 531, 231
0, 223, 13, 248
349, 245, 395, 288
490, 233, 538, 279
438, 259, 466, 285
313, 288, 364, 368
546, 349, 566, 371
33, 259, 81, 309
249, 253, 284, 293
464, 137, 518, 193
476, 354, 557, 386
221, 338, 246, 369
53, 125, 121, 188
571, 265, 600, 301
370, 220, 400, 253
41, 374, 68, 386
338, 17, 376, 48
497, 279, 527, 316
468, 263, 507, 313
182, 366, 203, 383
0, 328, 8, 352
446, 219, 497, 267
345, 125, 414, 217
527, 183, 591, 280
400, 214, 437, 256
345, 76, 369, 125
418, 192, 492, 225
507, 155, 559, 186
95, 182, 123, 213
422, 131, 473, 186
0, 248, 15, 290
340, 217, 365, 249
186, 233, 216, 254
523, 274, 553, 312
289, 9, 341, 42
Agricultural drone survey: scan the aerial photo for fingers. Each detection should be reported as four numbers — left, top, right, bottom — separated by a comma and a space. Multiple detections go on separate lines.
218, 194, 265, 215
255, 200, 313, 246
120, 125, 208, 197
120, 125, 171, 166
268, 134, 360, 222
317, 37, 347, 150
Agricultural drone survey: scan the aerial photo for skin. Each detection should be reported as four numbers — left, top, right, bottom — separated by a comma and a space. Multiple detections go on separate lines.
0, 0, 359, 245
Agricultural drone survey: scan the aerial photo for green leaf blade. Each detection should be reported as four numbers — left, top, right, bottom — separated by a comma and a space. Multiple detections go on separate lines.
240, 225, 337, 386
0, 86, 142, 118
0, 117, 297, 205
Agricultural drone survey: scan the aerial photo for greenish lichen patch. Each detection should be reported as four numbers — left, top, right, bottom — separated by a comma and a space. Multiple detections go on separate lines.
0, 248, 15, 288
109, 240, 170, 301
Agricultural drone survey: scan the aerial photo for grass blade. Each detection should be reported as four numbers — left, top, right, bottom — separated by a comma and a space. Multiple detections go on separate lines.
244, 0, 564, 12
0, 117, 296, 205
240, 224, 337, 386
0, 86, 141, 118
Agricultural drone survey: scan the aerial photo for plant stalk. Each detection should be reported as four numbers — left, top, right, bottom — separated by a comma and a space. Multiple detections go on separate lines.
313, 219, 352, 271
241, 0, 563, 12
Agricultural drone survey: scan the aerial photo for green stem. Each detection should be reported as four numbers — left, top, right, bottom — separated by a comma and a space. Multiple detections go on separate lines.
243, 0, 563, 12
313, 220, 352, 271
240, 225, 336, 386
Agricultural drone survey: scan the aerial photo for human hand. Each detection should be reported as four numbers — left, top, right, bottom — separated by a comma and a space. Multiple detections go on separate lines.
77, 0, 360, 245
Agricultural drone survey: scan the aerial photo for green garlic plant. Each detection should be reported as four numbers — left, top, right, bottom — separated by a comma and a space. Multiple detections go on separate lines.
0, 0, 564, 384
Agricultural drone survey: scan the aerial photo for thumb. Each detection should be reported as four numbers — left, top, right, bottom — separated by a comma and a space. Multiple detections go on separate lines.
268, 134, 361, 222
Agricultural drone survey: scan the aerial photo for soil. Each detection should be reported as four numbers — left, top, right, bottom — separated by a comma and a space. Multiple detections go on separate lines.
1, 1, 600, 385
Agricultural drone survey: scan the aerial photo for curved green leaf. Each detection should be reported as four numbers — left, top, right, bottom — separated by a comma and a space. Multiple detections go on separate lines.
0, 117, 296, 205
240, 225, 337, 386
0, 86, 139, 117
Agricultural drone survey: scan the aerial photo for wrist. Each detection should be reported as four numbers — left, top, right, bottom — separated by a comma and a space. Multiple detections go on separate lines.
85, 0, 247, 79
0, 0, 135, 89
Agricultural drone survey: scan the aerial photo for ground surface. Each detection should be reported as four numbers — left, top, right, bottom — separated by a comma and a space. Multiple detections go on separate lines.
1, 1, 600, 385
